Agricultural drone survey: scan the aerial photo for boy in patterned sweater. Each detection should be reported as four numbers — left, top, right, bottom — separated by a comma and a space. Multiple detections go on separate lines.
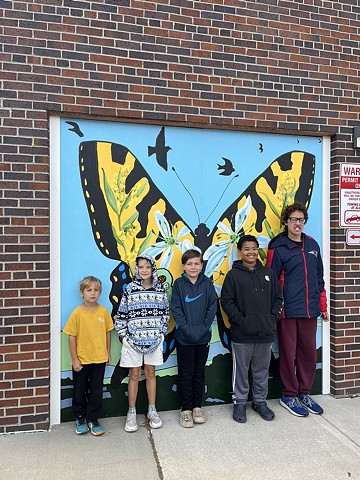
115, 254, 169, 432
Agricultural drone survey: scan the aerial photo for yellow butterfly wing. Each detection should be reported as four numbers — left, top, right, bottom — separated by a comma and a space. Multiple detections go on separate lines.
204, 151, 316, 348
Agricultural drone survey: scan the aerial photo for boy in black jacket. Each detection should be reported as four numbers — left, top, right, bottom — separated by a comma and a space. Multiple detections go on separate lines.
221, 235, 283, 423
171, 249, 217, 428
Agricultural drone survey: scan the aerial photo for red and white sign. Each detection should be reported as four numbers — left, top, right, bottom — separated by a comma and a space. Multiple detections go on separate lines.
346, 230, 360, 246
340, 163, 360, 228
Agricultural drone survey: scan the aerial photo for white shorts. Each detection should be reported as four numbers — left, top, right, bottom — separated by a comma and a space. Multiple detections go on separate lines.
120, 337, 164, 368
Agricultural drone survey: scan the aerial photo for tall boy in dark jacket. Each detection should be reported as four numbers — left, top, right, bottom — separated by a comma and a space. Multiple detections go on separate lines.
266, 202, 328, 417
221, 235, 283, 423
171, 249, 217, 428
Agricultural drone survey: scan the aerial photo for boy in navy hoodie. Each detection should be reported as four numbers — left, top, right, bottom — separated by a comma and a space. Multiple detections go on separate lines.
171, 249, 217, 428
221, 235, 283, 423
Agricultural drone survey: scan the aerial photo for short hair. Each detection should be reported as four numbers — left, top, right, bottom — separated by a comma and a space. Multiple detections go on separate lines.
79, 276, 102, 293
281, 202, 308, 224
237, 234, 259, 250
182, 249, 203, 264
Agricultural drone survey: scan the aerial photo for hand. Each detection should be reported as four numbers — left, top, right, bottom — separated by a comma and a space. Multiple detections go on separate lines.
321, 311, 329, 322
106, 355, 112, 366
73, 359, 83, 372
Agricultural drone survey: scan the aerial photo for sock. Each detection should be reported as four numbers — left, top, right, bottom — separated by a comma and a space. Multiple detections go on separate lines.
128, 407, 136, 414
148, 404, 156, 412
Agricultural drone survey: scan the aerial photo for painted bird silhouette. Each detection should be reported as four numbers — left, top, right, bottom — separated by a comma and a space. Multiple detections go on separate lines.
65, 121, 84, 137
148, 126, 171, 171
217, 157, 235, 176
259, 143, 263, 153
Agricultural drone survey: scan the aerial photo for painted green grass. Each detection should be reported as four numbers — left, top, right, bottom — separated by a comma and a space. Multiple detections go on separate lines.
61, 349, 322, 422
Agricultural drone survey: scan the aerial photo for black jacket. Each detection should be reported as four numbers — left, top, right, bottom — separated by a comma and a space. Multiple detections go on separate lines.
171, 272, 217, 346
220, 260, 283, 344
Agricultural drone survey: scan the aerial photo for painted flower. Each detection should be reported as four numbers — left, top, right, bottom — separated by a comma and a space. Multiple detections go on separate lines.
143, 210, 199, 269
203, 196, 269, 277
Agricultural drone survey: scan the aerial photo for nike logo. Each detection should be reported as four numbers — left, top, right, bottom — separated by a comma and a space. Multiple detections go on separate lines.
185, 293, 203, 303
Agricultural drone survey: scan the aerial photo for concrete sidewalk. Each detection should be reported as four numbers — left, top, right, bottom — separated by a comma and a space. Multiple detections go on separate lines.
1, 395, 359, 480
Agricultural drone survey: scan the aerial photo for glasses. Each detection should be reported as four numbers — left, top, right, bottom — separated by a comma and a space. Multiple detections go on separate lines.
289, 217, 306, 224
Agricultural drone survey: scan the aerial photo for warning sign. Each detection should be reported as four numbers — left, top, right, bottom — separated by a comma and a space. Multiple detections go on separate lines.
339, 163, 360, 228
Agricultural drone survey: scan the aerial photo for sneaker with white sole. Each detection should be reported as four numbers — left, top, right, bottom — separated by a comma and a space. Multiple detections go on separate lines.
125, 412, 138, 432
297, 394, 323, 414
280, 396, 309, 417
75, 417, 89, 435
180, 410, 194, 428
147, 409, 163, 429
192, 407, 206, 424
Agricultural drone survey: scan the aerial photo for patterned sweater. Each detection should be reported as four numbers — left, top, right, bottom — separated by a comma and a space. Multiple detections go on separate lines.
114, 255, 169, 354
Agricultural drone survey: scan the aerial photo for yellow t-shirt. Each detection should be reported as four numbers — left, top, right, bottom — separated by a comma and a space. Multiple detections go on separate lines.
63, 304, 114, 365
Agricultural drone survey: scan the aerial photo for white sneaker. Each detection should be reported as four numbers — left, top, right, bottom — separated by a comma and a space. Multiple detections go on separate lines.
125, 412, 138, 432
147, 409, 163, 429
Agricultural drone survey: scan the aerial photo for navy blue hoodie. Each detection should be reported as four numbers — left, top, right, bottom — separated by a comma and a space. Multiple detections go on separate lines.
171, 272, 217, 346
266, 232, 327, 319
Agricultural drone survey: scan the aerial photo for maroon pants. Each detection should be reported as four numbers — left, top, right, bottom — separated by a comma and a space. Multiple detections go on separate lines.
278, 317, 317, 397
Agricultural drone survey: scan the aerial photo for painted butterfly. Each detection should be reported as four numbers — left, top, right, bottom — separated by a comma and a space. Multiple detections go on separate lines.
78, 139, 315, 359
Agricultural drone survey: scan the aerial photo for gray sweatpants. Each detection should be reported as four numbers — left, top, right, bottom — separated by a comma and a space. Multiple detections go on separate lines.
232, 342, 272, 405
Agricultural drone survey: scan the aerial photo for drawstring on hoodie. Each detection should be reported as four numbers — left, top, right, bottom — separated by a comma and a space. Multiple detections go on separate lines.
249, 268, 264, 293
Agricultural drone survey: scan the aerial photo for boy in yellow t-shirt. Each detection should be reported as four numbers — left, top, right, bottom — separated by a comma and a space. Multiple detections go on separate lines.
64, 276, 114, 436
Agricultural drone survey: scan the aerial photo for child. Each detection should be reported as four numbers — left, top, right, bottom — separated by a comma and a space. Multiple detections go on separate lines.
221, 235, 283, 423
63, 276, 114, 436
171, 249, 217, 428
266, 202, 328, 416
115, 254, 169, 432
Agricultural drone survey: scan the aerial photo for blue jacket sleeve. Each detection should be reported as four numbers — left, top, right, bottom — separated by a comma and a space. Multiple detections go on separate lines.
317, 249, 328, 312
203, 283, 217, 329
170, 280, 188, 329
270, 271, 283, 319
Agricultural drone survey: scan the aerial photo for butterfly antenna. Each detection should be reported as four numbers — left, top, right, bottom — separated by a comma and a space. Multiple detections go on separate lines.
204, 174, 239, 224
171, 167, 201, 224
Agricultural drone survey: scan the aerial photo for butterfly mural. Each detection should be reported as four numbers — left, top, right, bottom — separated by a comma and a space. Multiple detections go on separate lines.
78, 139, 316, 364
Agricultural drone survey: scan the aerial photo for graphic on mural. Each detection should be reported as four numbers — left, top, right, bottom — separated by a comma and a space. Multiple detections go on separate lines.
60, 120, 323, 421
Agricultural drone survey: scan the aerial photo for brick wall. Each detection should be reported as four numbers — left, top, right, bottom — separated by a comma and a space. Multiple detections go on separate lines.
1, 0, 359, 432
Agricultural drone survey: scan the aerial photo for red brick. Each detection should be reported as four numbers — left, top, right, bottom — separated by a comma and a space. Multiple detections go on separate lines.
1, 0, 359, 433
